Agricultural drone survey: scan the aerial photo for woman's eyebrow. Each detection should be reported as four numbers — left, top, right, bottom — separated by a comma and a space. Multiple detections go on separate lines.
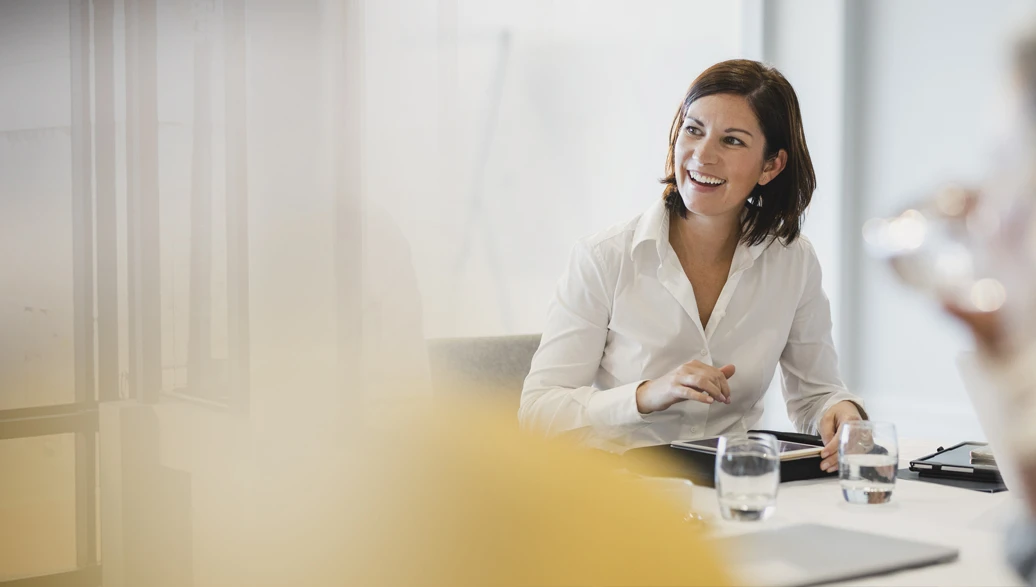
685, 116, 754, 138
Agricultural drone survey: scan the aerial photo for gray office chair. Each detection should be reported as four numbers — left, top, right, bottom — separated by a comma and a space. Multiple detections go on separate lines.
426, 334, 541, 413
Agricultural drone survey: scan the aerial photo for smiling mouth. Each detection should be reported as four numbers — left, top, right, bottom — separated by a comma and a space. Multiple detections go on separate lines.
687, 169, 726, 187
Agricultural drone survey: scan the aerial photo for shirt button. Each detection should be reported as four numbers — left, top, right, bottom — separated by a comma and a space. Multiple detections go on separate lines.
700, 349, 708, 356
690, 427, 701, 435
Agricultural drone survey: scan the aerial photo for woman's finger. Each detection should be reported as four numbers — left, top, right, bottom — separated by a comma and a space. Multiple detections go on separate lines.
681, 373, 724, 402
691, 388, 715, 404
819, 452, 839, 473
681, 368, 729, 403
707, 373, 730, 404
717, 373, 731, 403
820, 435, 839, 460
674, 384, 715, 404
819, 437, 840, 470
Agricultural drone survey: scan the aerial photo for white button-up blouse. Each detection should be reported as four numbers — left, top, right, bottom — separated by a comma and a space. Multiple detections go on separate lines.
518, 200, 863, 453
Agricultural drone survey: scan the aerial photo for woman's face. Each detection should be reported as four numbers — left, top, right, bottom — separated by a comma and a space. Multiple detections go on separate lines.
674, 93, 786, 221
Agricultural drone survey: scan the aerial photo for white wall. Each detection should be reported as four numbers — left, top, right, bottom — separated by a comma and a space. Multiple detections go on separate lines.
366, 0, 748, 338
750, 0, 848, 432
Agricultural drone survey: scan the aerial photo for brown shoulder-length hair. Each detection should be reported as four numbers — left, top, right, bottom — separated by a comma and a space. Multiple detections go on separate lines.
661, 59, 815, 246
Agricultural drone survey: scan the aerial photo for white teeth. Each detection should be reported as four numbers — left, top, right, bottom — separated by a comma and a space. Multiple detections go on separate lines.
688, 170, 725, 185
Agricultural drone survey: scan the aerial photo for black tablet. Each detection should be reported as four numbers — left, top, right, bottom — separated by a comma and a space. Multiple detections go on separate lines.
908, 441, 1002, 482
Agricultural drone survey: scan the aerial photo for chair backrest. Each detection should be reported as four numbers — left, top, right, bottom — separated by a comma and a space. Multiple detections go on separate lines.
426, 334, 541, 412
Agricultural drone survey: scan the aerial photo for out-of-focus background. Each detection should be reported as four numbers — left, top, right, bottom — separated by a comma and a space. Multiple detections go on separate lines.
2, 0, 1035, 583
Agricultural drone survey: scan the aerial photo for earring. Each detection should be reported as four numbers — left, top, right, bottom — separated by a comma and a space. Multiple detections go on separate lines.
749, 188, 764, 207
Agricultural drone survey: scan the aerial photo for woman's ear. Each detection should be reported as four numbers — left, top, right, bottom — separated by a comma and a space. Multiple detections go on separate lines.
758, 149, 788, 186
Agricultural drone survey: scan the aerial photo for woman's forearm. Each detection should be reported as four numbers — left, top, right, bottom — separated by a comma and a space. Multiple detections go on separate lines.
519, 381, 647, 440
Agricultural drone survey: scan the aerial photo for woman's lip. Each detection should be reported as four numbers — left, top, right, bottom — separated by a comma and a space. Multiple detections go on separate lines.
688, 169, 726, 184
687, 170, 724, 190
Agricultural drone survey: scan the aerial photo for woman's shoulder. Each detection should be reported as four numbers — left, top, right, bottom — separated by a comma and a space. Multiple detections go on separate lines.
760, 233, 821, 267
755, 234, 828, 299
574, 214, 642, 266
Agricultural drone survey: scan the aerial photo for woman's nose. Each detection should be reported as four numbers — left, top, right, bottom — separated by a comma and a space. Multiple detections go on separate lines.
692, 137, 720, 165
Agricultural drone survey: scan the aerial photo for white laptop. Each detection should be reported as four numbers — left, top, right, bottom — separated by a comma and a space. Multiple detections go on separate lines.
718, 524, 959, 587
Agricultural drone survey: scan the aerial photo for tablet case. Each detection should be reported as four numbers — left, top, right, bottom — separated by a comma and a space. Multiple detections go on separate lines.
907, 441, 1004, 482
621, 430, 836, 487
896, 468, 1008, 493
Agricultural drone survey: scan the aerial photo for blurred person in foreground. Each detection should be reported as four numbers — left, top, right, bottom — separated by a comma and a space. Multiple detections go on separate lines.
333, 405, 730, 587
335, 213, 728, 585
520, 59, 864, 470
938, 31, 1036, 586
209, 220, 731, 585
234, 400, 730, 586
243, 207, 730, 585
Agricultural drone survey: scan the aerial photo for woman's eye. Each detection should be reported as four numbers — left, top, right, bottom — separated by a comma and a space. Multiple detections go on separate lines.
684, 126, 703, 136
724, 136, 745, 146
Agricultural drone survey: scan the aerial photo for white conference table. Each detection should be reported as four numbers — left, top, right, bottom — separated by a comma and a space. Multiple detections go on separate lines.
660, 438, 1025, 586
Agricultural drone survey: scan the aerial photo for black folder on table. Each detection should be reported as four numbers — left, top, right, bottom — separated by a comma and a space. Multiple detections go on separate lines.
903, 441, 1007, 493
896, 468, 1007, 493
622, 430, 835, 487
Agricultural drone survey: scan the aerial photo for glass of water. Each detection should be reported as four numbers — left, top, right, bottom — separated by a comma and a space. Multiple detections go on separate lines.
715, 433, 780, 521
839, 421, 899, 504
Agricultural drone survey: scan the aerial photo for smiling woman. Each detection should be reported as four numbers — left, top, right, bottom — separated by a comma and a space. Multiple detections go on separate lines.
519, 59, 866, 464
662, 59, 815, 247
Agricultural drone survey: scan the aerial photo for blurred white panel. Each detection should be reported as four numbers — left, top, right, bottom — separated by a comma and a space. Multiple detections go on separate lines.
854, 0, 1036, 431
0, 0, 70, 130
0, 1, 76, 409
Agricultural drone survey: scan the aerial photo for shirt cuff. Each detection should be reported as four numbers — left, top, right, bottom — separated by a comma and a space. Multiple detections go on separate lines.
587, 380, 649, 433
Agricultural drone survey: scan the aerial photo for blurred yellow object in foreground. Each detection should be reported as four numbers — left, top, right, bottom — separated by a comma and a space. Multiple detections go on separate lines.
251, 401, 730, 587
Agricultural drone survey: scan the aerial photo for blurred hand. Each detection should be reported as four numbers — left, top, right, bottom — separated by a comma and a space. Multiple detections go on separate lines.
943, 302, 1008, 358
818, 401, 865, 472
635, 361, 735, 415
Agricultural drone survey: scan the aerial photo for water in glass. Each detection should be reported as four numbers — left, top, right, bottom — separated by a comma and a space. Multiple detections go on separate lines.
715, 434, 780, 521
840, 453, 898, 504
838, 421, 898, 505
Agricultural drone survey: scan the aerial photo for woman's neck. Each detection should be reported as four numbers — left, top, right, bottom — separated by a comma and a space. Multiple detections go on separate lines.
669, 211, 741, 265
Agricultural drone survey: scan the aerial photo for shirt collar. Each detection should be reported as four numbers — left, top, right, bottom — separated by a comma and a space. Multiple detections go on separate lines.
631, 199, 772, 270
631, 199, 670, 262
732, 237, 769, 273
